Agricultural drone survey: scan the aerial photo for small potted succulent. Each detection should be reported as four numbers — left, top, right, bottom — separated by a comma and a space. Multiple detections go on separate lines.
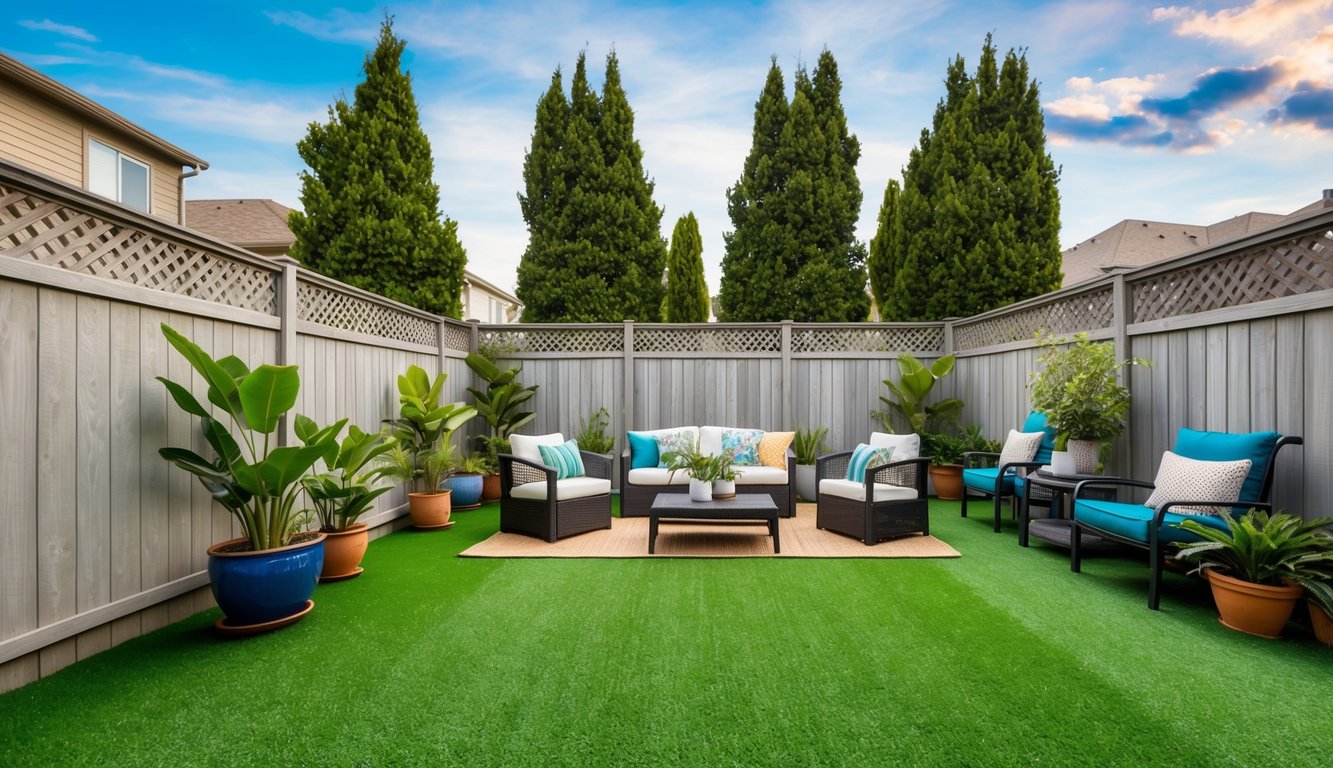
1174, 509, 1333, 638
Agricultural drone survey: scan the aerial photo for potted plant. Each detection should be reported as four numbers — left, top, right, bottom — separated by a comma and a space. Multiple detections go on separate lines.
711, 454, 739, 500
1029, 333, 1146, 475
156, 324, 340, 632
465, 352, 539, 501
923, 426, 999, 500
1174, 510, 1333, 638
1306, 575, 1333, 646
793, 426, 828, 502
872, 352, 963, 434
381, 364, 477, 528
662, 445, 731, 502
576, 406, 617, 455
296, 419, 397, 581
442, 453, 490, 510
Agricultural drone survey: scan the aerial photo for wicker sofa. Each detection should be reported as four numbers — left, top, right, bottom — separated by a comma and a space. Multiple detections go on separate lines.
619, 426, 795, 517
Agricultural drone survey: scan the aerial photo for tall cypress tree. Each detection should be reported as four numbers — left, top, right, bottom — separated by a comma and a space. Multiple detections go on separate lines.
881, 35, 1061, 321
867, 179, 899, 315
289, 17, 465, 317
663, 213, 709, 322
516, 51, 666, 322
720, 52, 869, 322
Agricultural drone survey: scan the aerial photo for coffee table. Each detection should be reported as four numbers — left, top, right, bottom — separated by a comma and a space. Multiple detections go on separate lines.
1021, 468, 1119, 550
648, 494, 780, 554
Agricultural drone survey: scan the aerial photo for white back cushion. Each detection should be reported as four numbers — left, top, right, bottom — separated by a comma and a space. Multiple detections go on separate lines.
870, 432, 920, 461
699, 426, 723, 456
1144, 450, 1252, 516
998, 430, 1045, 466
511, 433, 565, 464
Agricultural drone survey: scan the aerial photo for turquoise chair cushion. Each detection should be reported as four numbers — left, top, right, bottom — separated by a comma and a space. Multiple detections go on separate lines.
1073, 498, 1230, 545
963, 466, 1013, 495
1021, 411, 1058, 465
1173, 428, 1279, 503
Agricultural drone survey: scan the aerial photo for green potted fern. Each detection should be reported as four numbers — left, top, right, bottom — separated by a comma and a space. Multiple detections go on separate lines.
1174, 510, 1333, 638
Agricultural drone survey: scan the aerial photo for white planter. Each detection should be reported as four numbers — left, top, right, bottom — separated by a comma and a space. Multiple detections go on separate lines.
795, 463, 817, 502
689, 478, 713, 502
712, 478, 736, 499
1067, 439, 1101, 475
1050, 450, 1076, 476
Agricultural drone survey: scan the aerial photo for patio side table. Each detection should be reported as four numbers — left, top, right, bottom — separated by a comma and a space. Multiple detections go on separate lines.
1021, 468, 1120, 550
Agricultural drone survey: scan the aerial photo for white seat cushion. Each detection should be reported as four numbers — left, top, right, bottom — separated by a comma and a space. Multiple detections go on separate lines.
731, 465, 788, 485
627, 467, 691, 485
820, 478, 918, 502
511, 433, 565, 464
511, 476, 611, 501
870, 432, 920, 461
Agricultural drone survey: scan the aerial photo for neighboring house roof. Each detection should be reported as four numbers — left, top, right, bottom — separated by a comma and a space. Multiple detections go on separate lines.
186, 199, 294, 253
1061, 193, 1333, 287
0, 51, 207, 169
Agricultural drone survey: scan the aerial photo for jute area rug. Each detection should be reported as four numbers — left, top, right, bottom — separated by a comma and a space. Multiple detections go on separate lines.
460, 503, 959, 559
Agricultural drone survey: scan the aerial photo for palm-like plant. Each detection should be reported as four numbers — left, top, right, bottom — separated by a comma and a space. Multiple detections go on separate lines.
156, 323, 343, 551
382, 365, 476, 494
1174, 510, 1333, 590
793, 427, 829, 466
465, 352, 538, 442
297, 418, 397, 532
876, 353, 962, 435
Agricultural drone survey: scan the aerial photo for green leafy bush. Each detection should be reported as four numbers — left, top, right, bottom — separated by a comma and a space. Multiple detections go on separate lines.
1029, 333, 1145, 449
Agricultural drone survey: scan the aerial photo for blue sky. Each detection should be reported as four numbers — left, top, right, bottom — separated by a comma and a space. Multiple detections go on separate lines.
5, 0, 1332, 293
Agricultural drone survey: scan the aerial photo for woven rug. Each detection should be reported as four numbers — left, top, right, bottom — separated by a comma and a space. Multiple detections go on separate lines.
459, 503, 959, 559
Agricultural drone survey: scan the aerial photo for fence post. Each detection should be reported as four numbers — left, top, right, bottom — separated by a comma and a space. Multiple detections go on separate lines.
276, 256, 299, 447
1112, 274, 1131, 475
466, 319, 480, 356
781, 320, 793, 431
623, 321, 635, 434
942, 319, 955, 357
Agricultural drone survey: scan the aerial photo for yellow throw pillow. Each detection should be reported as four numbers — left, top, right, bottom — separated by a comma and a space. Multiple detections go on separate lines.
758, 431, 795, 468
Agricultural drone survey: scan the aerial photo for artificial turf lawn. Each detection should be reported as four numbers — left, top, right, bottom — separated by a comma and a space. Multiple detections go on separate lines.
1, 499, 1330, 767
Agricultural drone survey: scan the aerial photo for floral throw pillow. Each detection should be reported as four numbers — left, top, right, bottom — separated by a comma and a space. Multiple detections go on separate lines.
654, 428, 698, 468
722, 428, 766, 466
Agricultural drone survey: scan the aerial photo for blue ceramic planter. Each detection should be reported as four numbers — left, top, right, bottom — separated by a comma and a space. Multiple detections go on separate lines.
207, 533, 325, 627
442, 473, 484, 508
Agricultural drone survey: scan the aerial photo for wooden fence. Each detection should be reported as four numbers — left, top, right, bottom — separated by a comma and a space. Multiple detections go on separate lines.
2, 156, 1332, 692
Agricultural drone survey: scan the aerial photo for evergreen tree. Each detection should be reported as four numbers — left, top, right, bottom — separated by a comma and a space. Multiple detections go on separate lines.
867, 179, 899, 314
663, 213, 709, 322
883, 35, 1062, 321
289, 17, 465, 317
516, 52, 666, 322
720, 52, 869, 322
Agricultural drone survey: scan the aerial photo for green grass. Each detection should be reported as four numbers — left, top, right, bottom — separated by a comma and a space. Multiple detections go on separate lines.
2, 499, 1331, 767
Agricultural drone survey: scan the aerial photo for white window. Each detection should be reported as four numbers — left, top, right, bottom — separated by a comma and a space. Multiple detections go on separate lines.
88, 138, 150, 213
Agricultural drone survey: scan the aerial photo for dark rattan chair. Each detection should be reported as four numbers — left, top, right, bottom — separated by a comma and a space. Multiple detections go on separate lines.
815, 451, 931, 544
499, 451, 613, 542
1070, 429, 1301, 610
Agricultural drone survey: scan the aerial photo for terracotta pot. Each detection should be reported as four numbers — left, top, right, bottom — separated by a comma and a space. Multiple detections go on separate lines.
408, 490, 453, 528
1204, 568, 1303, 638
320, 523, 369, 581
482, 473, 501, 501
929, 464, 964, 500
1310, 600, 1333, 646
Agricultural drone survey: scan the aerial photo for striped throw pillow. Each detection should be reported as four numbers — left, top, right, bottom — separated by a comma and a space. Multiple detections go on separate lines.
538, 439, 586, 480
846, 443, 895, 484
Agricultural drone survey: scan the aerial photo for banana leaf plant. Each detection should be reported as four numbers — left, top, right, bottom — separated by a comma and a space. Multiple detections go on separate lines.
876, 353, 963, 435
381, 364, 476, 494
465, 352, 538, 441
296, 417, 397, 532
156, 323, 343, 551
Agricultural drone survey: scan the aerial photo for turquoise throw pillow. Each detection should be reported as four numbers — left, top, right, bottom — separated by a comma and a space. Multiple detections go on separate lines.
1174, 428, 1279, 503
626, 431, 659, 469
539, 439, 585, 480
722, 428, 765, 466
846, 443, 895, 483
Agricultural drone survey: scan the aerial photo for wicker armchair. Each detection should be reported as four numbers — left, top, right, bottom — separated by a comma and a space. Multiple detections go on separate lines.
815, 451, 931, 544
499, 451, 613, 543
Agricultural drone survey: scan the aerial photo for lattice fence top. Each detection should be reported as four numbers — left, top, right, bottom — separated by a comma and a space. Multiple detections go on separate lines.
298, 279, 439, 346
1131, 228, 1333, 323
479, 327, 624, 355
0, 184, 278, 314
953, 287, 1115, 351
440, 322, 471, 352
635, 326, 781, 353
791, 325, 945, 354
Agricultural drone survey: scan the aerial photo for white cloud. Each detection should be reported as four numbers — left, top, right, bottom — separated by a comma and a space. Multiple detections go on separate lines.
79, 85, 323, 144
1153, 0, 1333, 47
18, 19, 96, 42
